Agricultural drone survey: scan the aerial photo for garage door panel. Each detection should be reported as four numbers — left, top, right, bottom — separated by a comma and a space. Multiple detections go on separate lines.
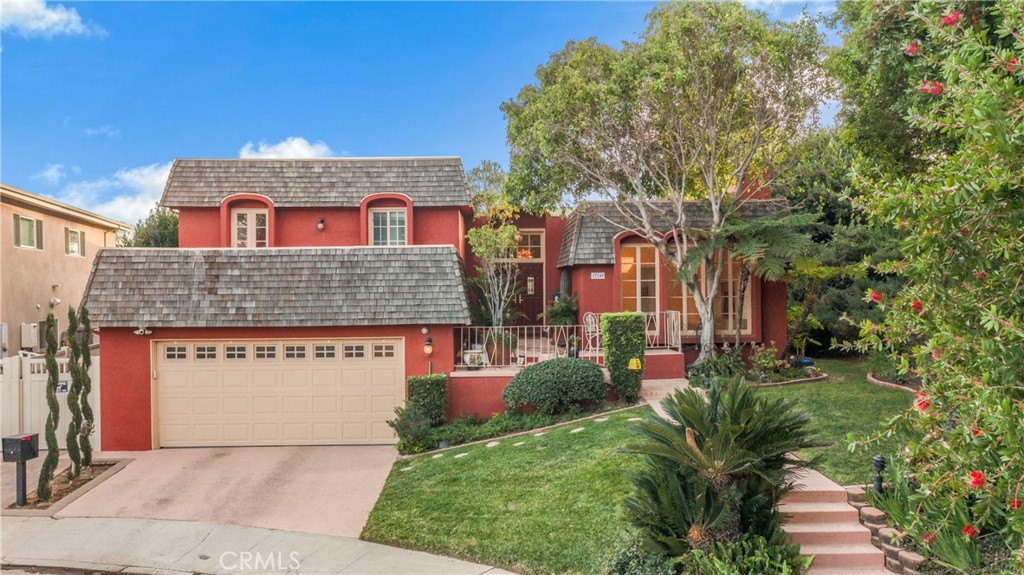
157, 339, 404, 447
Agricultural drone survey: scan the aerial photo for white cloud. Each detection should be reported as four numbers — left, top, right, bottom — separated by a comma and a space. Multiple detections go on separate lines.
1, 0, 104, 38
239, 136, 333, 159
60, 162, 172, 224
31, 163, 66, 185
84, 124, 120, 138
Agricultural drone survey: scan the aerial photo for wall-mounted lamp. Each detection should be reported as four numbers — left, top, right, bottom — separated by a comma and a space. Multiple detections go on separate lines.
48, 298, 62, 309
423, 336, 433, 357
134, 326, 153, 336
316, 218, 325, 231
421, 326, 430, 335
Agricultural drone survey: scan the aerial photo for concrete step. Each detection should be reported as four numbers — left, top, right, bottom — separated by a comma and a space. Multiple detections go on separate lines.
784, 522, 872, 545
785, 487, 851, 504
802, 544, 885, 569
781, 502, 860, 523
808, 568, 893, 575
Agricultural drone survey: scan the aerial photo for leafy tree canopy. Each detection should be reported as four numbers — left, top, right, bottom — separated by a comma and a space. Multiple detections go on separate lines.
118, 205, 178, 247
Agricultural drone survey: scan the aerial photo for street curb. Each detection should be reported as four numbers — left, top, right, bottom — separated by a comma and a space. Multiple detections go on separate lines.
2, 459, 132, 517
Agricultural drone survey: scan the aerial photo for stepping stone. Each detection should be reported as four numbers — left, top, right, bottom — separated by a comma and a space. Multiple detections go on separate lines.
533, 432, 546, 437
513, 441, 525, 447
486, 441, 500, 448
570, 427, 585, 434
432, 453, 445, 459
454, 453, 469, 459
627, 417, 643, 421
595, 417, 609, 422
400, 466, 414, 472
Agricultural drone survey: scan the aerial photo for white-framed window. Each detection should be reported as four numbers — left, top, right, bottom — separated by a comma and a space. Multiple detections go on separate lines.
314, 344, 336, 359
343, 344, 365, 359
232, 209, 268, 248
516, 232, 543, 260
667, 249, 752, 336
373, 343, 396, 358
65, 228, 85, 257
195, 345, 217, 360
225, 345, 248, 360
370, 209, 407, 246
285, 344, 307, 359
165, 345, 188, 360
13, 214, 43, 250
254, 344, 277, 359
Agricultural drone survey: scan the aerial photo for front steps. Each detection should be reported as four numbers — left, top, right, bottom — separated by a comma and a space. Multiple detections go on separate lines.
781, 470, 886, 575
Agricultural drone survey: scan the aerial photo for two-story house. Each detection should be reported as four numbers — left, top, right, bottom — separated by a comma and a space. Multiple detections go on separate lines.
83, 157, 788, 451
1, 183, 129, 356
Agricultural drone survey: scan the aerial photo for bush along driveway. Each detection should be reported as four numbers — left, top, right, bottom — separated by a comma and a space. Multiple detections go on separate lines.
361, 405, 651, 575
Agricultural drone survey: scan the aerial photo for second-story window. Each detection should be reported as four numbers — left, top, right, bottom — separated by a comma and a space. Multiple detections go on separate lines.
65, 228, 85, 257
14, 214, 43, 250
370, 209, 407, 246
232, 209, 268, 248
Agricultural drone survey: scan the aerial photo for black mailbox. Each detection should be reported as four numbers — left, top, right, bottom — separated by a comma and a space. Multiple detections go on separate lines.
3, 434, 39, 463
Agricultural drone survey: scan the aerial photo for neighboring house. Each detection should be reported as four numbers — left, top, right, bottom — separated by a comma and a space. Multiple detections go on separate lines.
1, 183, 129, 356
82, 157, 787, 451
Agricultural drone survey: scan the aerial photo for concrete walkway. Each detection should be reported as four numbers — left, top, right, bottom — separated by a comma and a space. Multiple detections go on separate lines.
1, 516, 512, 575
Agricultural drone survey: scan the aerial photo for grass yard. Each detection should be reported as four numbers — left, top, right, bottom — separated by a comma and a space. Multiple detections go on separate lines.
362, 406, 650, 575
757, 357, 914, 485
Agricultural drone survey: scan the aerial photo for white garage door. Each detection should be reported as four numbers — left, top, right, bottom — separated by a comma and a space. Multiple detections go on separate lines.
155, 339, 405, 447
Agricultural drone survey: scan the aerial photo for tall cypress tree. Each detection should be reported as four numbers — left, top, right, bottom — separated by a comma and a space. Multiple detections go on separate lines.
65, 307, 83, 480
79, 307, 94, 467
36, 314, 60, 501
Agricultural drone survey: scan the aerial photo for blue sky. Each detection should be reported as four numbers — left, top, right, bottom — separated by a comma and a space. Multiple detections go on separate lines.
2, 1, 837, 223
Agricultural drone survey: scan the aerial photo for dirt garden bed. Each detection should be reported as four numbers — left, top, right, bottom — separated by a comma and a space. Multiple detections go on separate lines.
4, 459, 130, 516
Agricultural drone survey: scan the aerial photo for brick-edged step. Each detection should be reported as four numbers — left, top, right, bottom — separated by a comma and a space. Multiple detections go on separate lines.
784, 522, 872, 545
785, 487, 851, 504
802, 543, 885, 569
780, 501, 860, 523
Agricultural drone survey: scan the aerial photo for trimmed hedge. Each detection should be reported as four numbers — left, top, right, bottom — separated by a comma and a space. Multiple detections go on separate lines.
502, 358, 605, 415
601, 312, 645, 403
407, 374, 448, 427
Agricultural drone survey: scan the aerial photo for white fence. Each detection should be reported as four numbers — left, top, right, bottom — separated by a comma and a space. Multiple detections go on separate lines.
0, 349, 100, 449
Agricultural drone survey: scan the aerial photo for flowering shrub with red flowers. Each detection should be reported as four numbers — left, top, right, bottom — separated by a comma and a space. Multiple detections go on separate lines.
835, 1, 1024, 573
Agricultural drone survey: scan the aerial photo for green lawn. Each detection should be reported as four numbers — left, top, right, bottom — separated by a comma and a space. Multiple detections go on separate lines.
757, 357, 914, 485
362, 406, 650, 575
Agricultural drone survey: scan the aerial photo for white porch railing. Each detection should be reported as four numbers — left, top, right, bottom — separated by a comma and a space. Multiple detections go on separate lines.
454, 311, 682, 369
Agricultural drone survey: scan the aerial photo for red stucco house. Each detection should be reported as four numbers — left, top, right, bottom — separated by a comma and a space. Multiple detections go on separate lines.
83, 157, 788, 450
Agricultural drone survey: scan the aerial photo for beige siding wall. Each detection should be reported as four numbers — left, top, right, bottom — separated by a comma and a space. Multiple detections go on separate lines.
1, 201, 120, 352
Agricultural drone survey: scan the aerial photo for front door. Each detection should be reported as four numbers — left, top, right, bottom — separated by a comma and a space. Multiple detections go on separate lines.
512, 263, 545, 325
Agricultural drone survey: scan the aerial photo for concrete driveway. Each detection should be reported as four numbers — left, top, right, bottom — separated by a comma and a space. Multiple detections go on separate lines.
53, 446, 397, 538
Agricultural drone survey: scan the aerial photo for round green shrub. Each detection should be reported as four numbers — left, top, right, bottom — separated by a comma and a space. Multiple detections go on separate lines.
502, 358, 605, 415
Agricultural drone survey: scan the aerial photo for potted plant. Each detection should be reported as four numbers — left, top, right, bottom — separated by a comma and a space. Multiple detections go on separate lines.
484, 329, 518, 366
540, 293, 579, 348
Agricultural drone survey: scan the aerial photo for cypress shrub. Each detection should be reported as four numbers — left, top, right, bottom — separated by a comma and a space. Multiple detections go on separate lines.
79, 307, 94, 467
37, 314, 60, 501
65, 307, 83, 480
601, 312, 645, 403
407, 374, 448, 427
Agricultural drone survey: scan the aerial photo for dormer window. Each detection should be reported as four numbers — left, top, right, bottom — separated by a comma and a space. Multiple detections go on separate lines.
370, 208, 407, 246
232, 209, 268, 248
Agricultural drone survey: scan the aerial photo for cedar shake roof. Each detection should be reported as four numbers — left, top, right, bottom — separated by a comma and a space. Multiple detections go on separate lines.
160, 157, 472, 208
83, 246, 471, 328
557, 200, 788, 267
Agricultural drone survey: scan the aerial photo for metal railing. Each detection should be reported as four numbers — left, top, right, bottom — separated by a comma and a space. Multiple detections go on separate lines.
454, 311, 682, 369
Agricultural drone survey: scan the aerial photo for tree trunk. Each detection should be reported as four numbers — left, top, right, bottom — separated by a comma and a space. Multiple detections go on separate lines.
734, 267, 750, 349
697, 317, 716, 365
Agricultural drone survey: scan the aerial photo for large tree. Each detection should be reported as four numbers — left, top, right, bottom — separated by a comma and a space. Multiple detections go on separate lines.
465, 161, 519, 327
118, 205, 178, 247
502, 0, 826, 363
838, 1, 1023, 570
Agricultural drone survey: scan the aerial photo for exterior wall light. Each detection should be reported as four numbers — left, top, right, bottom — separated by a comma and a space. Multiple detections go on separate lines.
423, 336, 433, 357
317, 218, 325, 231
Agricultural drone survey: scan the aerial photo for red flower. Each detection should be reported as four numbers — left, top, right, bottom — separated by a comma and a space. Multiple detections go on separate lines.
959, 227, 970, 236
1010, 57, 1019, 73
905, 41, 920, 57
972, 428, 982, 437
915, 393, 931, 412
1010, 499, 1022, 511
975, 271, 988, 280
912, 300, 923, 312
968, 471, 985, 488
922, 531, 937, 545
920, 80, 945, 96
869, 290, 883, 303
963, 524, 978, 539
941, 10, 962, 26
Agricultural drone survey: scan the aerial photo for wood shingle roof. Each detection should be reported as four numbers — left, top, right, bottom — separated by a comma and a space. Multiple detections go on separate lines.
557, 200, 789, 267
160, 157, 472, 208
83, 246, 471, 328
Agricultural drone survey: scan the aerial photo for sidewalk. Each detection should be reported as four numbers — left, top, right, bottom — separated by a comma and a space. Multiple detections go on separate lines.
1, 516, 512, 575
